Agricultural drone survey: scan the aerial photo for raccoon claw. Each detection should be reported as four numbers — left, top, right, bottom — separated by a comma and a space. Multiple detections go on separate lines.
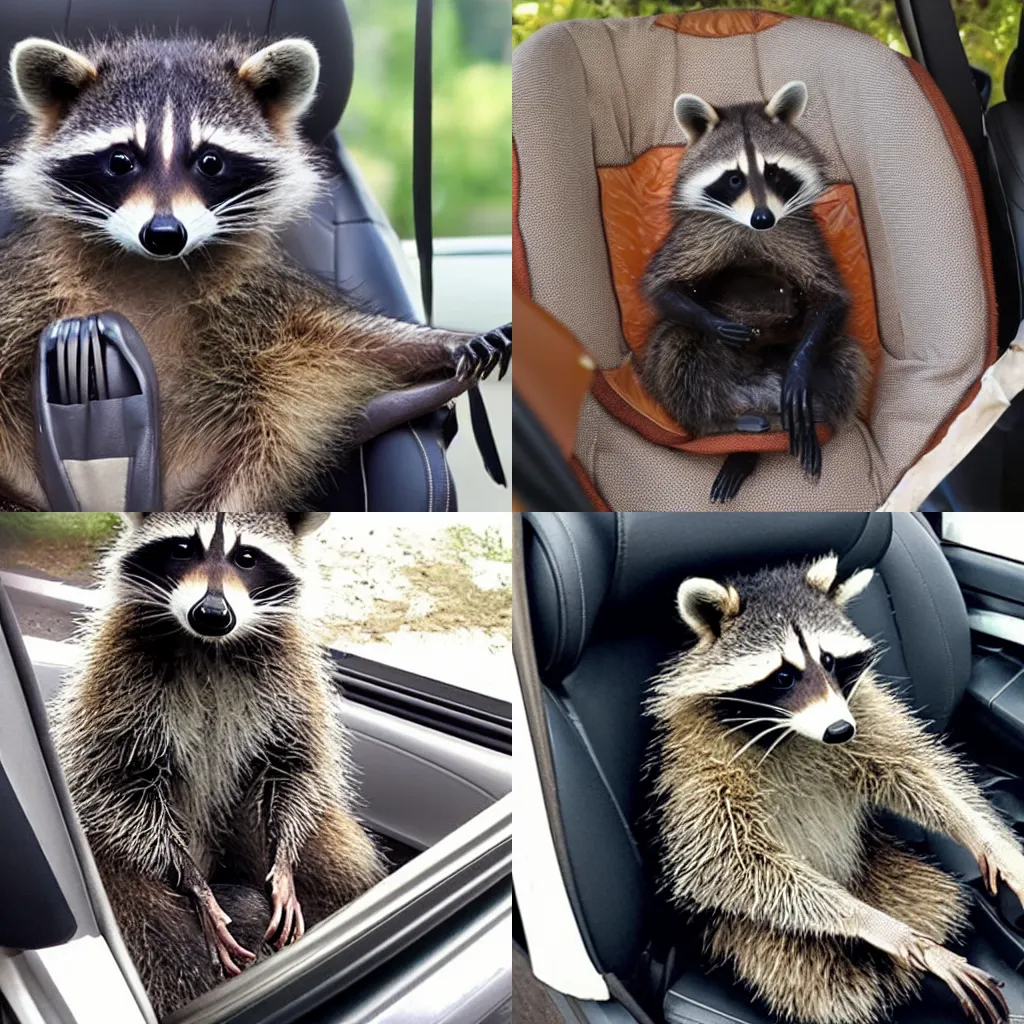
780, 375, 821, 479
198, 891, 256, 977
710, 452, 759, 503
265, 863, 305, 949
452, 323, 511, 383
903, 938, 1008, 1024
709, 317, 758, 347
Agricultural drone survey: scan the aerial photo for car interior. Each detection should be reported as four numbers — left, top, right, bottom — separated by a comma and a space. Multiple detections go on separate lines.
512, 1, 1024, 513
0, 0, 484, 513
0, 577, 511, 1023
514, 511, 1024, 1023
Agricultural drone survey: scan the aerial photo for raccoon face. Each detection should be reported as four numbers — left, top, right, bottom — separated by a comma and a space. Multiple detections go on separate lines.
4, 35, 323, 259
671, 81, 826, 231
654, 555, 877, 747
112, 512, 328, 643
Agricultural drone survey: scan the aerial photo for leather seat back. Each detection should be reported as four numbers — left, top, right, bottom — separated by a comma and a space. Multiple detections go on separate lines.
522, 512, 971, 985
513, 11, 997, 511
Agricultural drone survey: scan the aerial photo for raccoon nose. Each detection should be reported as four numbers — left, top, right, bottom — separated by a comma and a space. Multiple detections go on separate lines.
750, 206, 776, 230
823, 720, 855, 744
140, 215, 187, 257
188, 594, 236, 637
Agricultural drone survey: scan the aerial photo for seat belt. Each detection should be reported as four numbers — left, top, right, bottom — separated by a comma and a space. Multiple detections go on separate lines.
413, 0, 506, 486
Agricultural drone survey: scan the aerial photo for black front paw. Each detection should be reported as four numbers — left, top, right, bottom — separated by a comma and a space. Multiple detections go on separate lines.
705, 315, 759, 348
780, 362, 821, 479
452, 323, 511, 382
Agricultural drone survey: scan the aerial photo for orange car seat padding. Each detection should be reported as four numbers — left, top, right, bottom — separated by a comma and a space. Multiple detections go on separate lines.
513, 291, 595, 460
595, 145, 882, 452
654, 10, 790, 37
513, 140, 530, 296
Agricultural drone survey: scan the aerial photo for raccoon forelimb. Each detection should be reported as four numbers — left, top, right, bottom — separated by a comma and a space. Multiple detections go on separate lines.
649, 281, 758, 346
849, 681, 1024, 907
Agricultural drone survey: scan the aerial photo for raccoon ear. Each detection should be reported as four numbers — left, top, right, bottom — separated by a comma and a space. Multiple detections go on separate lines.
676, 577, 741, 643
673, 94, 719, 144
764, 80, 808, 125
805, 553, 838, 593
238, 39, 320, 122
286, 512, 330, 537
10, 39, 97, 123
832, 568, 874, 607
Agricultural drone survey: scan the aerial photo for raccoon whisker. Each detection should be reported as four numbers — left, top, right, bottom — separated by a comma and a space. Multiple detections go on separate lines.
716, 697, 793, 717
721, 717, 787, 739
210, 184, 274, 214
728, 721, 792, 764
756, 727, 794, 767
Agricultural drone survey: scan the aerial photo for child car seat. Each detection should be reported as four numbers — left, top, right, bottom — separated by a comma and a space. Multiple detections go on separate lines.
513, 10, 1001, 511
0, 0, 463, 511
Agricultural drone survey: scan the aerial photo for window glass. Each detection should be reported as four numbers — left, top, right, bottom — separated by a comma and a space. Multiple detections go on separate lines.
345, 0, 512, 239
514, 1, 1018, 107
943, 512, 1024, 564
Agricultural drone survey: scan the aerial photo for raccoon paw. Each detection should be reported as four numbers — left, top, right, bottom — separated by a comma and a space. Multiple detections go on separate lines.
710, 452, 759, 503
780, 365, 821, 479
452, 323, 511, 382
908, 940, 1009, 1024
705, 315, 758, 348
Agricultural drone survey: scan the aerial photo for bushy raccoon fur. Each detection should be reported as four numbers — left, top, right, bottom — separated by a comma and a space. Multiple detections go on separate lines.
647, 555, 1023, 1024
0, 34, 508, 510
49, 512, 383, 1017
639, 81, 867, 502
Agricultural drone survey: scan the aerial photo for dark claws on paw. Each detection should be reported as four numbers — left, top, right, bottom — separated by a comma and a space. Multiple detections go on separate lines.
781, 377, 821, 480
453, 323, 511, 383
710, 451, 759, 503
714, 321, 758, 347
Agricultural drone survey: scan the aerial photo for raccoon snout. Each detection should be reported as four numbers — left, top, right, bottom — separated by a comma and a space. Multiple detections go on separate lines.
750, 206, 776, 231
823, 720, 855, 744
140, 215, 187, 257
188, 593, 236, 637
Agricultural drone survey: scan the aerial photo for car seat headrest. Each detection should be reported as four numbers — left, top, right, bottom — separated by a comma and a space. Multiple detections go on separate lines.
0, 0, 352, 148
524, 512, 893, 682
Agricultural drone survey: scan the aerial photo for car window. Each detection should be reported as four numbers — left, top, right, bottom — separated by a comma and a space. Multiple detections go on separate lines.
513, 1, 1015, 106
943, 512, 1024, 564
345, 0, 511, 240
0, 513, 513, 701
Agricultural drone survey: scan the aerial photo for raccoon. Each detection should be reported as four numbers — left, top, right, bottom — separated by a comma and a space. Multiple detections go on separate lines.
0, 34, 509, 510
646, 555, 1022, 1024
639, 81, 867, 502
49, 512, 384, 1017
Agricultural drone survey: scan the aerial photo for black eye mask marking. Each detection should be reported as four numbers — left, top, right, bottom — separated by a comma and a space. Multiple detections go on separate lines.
189, 148, 274, 214
121, 533, 202, 595
227, 538, 298, 604
705, 168, 747, 207
49, 145, 145, 214
763, 162, 803, 204
834, 649, 875, 696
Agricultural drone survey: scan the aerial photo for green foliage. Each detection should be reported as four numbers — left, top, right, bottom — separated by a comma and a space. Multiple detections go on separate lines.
0, 513, 121, 543
512, 1, 1018, 105
344, 0, 511, 239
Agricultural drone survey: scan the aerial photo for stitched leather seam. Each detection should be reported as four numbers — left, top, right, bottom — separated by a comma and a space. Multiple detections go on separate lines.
554, 512, 588, 665
408, 426, 434, 512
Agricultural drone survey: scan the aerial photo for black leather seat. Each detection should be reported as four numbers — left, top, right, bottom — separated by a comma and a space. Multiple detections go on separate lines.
522, 511, 1024, 1023
0, 0, 457, 511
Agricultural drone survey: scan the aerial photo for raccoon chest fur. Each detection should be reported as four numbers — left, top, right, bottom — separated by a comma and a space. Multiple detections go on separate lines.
162, 669, 275, 868
757, 744, 866, 883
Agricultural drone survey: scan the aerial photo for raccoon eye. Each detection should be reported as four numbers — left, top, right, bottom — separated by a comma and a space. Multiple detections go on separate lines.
728, 171, 744, 189
233, 547, 258, 569
197, 150, 224, 177
170, 538, 195, 559
108, 150, 135, 175
820, 652, 835, 672
773, 667, 795, 689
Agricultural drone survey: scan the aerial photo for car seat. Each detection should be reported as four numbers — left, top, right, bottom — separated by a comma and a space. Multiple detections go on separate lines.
0, 0, 459, 511
517, 510, 1024, 1022
512, 11, 1005, 512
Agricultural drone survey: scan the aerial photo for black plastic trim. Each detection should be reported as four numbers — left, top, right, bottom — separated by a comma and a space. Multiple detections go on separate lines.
330, 650, 512, 755
0, 585, 77, 948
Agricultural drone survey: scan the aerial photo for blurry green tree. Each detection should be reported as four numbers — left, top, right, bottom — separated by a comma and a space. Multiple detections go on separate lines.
343, 0, 511, 240
512, 1, 1021, 105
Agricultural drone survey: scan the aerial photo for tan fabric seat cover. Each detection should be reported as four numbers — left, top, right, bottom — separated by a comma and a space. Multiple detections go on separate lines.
512, 11, 996, 511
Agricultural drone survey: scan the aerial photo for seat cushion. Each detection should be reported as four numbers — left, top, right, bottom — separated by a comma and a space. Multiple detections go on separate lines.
512, 11, 996, 510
